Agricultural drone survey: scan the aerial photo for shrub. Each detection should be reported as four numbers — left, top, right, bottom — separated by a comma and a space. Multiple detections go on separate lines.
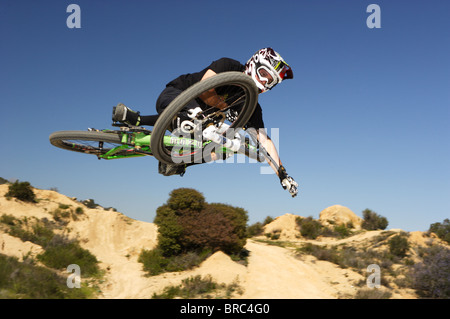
334, 224, 353, 238
263, 216, 274, 225
0, 253, 93, 299
154, 188, 248, 257
388, 234, 410, 258
138, 248, 169, 276
152, 275, 217, 299
412, 246, 450, 299
428, 219, 450, 244
354, 288, 392, 299
154, 205, 183, 257
5, 181, 36, 203
298, 243, 341, 264
166, 188, 205, 212
145, 188, 248, 276
247, 222, 264, 237
81, 199, 99, 209
0, 214, 18, 226
362, 209, 388, 230
138, 248, 210, 276
296, 217, 323, 239
179, 204, 247, 254
37, 235, 100, 277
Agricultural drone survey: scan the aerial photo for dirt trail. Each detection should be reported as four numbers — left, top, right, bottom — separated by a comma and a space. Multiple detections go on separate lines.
240, 241, 340, 298
98, 239, 360, 299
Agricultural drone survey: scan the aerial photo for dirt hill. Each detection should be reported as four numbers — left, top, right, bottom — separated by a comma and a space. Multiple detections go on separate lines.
0, 184, 448, 299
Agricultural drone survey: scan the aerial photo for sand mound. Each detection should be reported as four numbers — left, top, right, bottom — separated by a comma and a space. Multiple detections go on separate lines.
0, 232, 44, 261
193, 251, 246, 285
263, 213, 302, 240
319, 205, 363, 229
67, 209, 158, 263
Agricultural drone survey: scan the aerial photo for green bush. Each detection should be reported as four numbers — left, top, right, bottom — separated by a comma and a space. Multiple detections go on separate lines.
138, 248, 169, 276
144, 188, 248, 276
138, 248, 210, 276
334, 224, 353, 238
3, 216, 55, 247
263, 216, 274, 225
247, 222, 264, 237
37, 235, 100, 277
362, 209, 388, 230
81, 199, 99, 209
166, 188, 206, 212
428, 219, 450, 244
5, 181, 36, 203
154, 188, 248, 257
152, 275, 218, 299
0, 253, 93, 299
388, 234, 410, 258
354, 288, 392, 299
0, 214, 17, 226
154, 205, 183, 257
296, 217, 323, 239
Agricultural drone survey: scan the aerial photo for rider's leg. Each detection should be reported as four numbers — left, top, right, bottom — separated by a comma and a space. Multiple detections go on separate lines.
156, 86, 201, 118
112, 103, 141, 126
139, 115, 159, 126
113, 104, 160, 126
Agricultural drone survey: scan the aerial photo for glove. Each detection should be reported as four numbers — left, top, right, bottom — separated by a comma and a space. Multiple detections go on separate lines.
278, 166, 299, 198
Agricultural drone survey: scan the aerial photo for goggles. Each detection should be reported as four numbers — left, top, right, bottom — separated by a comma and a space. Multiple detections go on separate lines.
256, 66, 277, 89
274, 61, 293, 81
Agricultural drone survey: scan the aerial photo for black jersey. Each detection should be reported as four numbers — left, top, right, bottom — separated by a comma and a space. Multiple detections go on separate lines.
166, 58, 244, 90
166, 57, 264, 129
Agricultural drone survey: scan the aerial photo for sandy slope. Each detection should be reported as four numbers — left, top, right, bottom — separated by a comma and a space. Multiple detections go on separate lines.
1, 185, 443, 299
0, 185, 384, 299
97, 240, 362, 299
239, 240, 360, 298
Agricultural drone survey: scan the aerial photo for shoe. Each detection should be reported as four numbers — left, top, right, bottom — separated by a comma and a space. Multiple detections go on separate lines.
112, 103, 141, 126
158, 161, 186, 176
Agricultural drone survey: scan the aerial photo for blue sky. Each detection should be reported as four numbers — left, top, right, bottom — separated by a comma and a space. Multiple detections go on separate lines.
1, 0, 449, 231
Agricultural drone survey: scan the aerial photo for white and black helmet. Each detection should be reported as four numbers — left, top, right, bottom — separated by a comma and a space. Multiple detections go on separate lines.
244, 48, 293, 92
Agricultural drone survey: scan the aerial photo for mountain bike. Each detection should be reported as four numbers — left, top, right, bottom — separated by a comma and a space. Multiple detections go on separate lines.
49, 72, 298, 196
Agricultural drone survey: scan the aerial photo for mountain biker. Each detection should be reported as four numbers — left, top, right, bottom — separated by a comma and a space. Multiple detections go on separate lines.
113, 48, 298, 197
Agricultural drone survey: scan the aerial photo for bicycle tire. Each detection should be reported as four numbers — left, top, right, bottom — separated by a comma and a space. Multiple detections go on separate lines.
49, 130, 125, 156
151, 72, 258, 164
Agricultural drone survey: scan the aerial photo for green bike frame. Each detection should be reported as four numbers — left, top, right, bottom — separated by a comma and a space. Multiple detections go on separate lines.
98, 129, 256, 161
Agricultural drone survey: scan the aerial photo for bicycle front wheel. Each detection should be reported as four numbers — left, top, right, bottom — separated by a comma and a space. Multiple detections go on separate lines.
49, 130, 129, 158
151, 72, 258, 164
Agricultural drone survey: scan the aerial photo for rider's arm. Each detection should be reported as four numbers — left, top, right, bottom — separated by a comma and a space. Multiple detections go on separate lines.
256, 128, 298, 197
198, 69, 228, 110
256, 128, 282, 175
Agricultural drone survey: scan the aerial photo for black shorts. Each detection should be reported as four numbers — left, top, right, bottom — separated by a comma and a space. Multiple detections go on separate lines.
156, 86, 199, 115
155, 85, 265, 130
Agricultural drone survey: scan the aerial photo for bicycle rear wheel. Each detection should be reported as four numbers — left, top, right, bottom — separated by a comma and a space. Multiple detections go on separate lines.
49, 130, 131, 158
151, 72, 258, 164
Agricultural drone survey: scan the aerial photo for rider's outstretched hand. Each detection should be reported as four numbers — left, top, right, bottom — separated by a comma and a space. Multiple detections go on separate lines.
278, 166, 299, 198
